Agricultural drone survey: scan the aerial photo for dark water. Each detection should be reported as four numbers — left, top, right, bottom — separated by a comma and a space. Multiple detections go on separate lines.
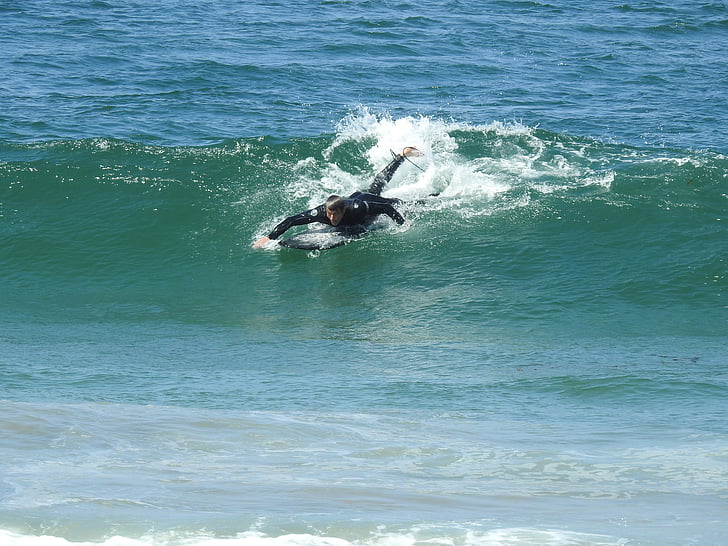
3, 0, 728, 149
1, 1, 727, 545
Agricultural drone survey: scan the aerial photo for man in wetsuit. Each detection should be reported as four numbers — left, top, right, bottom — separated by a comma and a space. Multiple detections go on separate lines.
252, 146, 422, 248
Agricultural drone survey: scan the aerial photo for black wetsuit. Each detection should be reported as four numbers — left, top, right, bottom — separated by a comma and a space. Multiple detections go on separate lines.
267, 154, 407, 241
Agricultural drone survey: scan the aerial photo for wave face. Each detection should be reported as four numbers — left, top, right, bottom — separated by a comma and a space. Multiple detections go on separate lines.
2, 113, 725, 339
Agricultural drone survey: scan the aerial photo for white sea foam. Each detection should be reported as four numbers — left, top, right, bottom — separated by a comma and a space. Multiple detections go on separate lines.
324, 110, 614, 207
0, 527, 630, 546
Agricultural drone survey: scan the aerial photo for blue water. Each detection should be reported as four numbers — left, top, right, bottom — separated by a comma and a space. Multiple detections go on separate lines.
1, 1, 727, 545
4, 0, 728, 149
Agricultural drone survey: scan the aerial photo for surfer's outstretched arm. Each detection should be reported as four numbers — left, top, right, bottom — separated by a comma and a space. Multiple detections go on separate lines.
367, 146, 422, 196
252, 236, 271, 248
252, 205, 327, 248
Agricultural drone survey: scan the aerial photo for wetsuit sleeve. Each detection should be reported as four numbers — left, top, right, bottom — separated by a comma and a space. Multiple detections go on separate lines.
267, 205, 328, 240
367, 154, 406, 196
366, 201, 405, 225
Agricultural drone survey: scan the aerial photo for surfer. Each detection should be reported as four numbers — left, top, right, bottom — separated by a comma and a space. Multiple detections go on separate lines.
252, 146, 423, 248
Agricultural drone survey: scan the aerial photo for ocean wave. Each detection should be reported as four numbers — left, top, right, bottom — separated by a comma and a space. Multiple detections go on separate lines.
0, 526, 633, 546
1, 113, 724, 329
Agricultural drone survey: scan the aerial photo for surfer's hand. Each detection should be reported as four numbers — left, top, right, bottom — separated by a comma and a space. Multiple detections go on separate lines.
252, 236, 271, 249
402, 146, 423, 158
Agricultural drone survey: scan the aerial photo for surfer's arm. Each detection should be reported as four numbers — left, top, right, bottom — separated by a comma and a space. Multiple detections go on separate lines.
252, 205, 327, 248
366, 201, 405, 225
252, 236, 272, 249
383, 205, 405, 225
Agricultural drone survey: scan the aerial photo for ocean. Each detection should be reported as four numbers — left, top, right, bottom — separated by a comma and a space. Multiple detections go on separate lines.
1, 1, 727, 545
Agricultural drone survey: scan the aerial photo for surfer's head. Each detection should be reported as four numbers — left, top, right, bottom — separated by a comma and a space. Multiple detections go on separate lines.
325, 195, 346, 226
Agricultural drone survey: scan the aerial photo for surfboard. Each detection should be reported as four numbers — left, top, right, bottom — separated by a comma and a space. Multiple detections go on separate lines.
278, 227, 367, 250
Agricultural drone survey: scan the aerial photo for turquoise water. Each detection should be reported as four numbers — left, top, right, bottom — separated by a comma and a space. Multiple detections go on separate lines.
1, 1, 727, 545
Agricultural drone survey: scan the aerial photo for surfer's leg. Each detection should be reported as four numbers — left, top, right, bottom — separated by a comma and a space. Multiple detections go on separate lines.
367, 147, 423, 195
367, 154, 406, 196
